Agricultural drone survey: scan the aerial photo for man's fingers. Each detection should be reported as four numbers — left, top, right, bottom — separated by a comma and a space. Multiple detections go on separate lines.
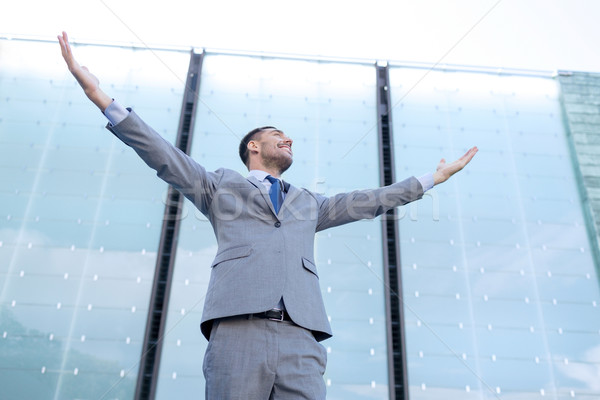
57, 35, 65, 53
58, 31, 83, 75
61, 32, 69, 48
58, 31, 73, 59
58, 34, 69, 59
463, 146, 478, 163
456, 146, 478, 165
454, 147, 478, 172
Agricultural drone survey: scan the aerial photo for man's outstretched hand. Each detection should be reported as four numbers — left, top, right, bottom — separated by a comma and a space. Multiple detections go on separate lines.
58, 31, 112, 111
433, 146, 478, 185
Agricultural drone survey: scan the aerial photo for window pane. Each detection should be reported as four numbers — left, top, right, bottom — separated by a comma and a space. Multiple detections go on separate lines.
390, 67, 600, 399
0, 39, 189, 399
155, 55, 387, 399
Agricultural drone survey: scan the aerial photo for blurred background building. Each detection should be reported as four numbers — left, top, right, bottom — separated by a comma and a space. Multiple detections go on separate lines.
0, 36, 599, 400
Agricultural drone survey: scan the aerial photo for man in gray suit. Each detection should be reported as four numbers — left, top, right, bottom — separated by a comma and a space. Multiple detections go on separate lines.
59, 32, 477, 399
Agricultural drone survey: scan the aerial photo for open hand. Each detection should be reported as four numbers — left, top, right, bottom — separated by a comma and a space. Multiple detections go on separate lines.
58, 31, 111, 111
433, 146, 478, 185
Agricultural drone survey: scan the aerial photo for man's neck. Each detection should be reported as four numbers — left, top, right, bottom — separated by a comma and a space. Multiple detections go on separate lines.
247, 166, 281, 178
248, 169, 282, 180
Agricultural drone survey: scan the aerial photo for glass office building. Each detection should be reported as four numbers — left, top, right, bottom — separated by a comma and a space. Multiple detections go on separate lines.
1, 37, 599, 400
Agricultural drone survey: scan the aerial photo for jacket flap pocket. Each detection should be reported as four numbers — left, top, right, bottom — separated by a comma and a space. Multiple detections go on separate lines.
302, 257, 318, 277
211, 245, 253, 268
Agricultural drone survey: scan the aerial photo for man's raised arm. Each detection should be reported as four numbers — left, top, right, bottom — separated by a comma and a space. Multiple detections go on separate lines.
58, 31, 112, 112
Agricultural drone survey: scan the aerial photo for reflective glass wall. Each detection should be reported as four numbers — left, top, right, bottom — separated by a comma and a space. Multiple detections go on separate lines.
2, 37, 600, 400
155, 54, 389, 400
390, 68, 600, 399
0, 39, 189, 399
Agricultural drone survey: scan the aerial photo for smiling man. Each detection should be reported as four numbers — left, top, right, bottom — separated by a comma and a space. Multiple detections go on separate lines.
239, 126, 294, 177
58, 31, 477, 399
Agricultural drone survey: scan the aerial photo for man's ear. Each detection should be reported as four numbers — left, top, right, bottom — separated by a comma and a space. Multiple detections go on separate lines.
247, 140, 259, 153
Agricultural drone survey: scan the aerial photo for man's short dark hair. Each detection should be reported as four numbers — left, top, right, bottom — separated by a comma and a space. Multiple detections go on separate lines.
238, 126, 277, 167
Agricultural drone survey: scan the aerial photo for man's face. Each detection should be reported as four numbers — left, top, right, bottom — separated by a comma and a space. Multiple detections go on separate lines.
254, 129, 293, 174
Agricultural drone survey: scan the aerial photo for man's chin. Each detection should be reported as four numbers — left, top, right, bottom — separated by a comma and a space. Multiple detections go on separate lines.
280, 159, 293, 174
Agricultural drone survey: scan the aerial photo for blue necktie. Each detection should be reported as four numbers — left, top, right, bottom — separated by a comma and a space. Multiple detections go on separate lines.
265, 175, 283, 213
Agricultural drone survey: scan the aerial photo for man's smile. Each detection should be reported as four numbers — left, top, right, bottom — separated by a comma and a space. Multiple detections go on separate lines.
278, 143, 293, 154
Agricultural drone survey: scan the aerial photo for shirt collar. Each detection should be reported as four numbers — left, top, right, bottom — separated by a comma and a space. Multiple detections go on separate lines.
248, 170, 273, 182
248, 170, 290, 195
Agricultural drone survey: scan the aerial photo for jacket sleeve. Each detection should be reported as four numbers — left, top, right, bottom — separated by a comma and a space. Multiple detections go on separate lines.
106, 110, 222, 215
313, 176, 424, 232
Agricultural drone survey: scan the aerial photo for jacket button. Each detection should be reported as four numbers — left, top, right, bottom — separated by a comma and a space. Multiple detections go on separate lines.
274, 221, 281, 228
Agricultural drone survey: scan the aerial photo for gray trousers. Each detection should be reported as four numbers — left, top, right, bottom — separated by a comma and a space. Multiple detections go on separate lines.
203, 317, 327, 399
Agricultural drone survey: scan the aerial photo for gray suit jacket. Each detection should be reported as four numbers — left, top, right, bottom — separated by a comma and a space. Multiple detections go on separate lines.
108, 111, 424, 341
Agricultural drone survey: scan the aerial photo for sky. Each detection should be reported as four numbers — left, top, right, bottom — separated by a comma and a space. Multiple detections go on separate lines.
2, 0, 600, 73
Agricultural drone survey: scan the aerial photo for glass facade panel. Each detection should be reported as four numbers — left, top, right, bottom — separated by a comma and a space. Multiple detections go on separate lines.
390, 67, 600, 399
155, 54, 388, 400
2, 37, 600, 400
0, 39, 189, 399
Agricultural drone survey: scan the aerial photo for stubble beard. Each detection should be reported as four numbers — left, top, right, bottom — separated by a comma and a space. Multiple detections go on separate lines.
261, 151, 293, 175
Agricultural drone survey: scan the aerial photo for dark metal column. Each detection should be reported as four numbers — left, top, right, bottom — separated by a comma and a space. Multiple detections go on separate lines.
134, 50, 205, 400
375, 63, 409, 400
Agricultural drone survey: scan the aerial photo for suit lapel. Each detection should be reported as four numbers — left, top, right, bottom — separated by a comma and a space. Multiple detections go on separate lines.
280, 180, 294, 209
246, 176, 278, 216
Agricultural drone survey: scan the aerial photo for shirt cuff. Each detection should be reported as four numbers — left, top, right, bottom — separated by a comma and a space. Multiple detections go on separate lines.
417, 173, 434, 192
103, 100, 129, 126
